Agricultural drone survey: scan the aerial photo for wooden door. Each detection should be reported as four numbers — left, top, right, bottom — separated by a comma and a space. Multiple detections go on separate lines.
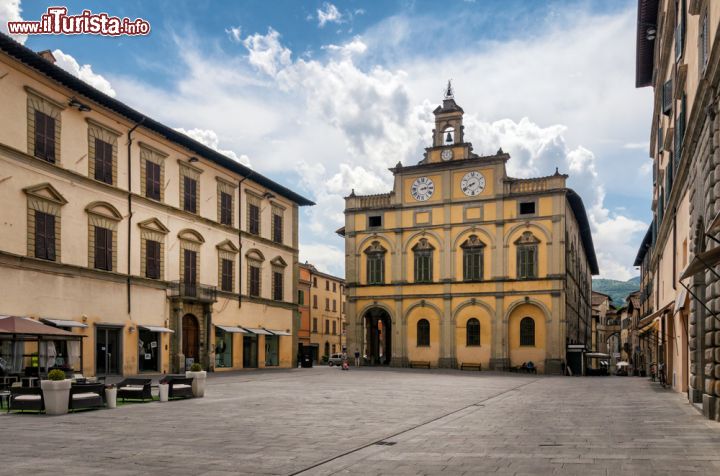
182, 314, 199, 361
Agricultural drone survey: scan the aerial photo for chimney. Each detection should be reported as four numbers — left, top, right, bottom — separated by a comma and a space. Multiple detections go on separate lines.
37, 50, 56, 64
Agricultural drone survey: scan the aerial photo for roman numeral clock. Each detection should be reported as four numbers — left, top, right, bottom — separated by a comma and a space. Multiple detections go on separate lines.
461, 171, 486, 196
410, 176, 435, 201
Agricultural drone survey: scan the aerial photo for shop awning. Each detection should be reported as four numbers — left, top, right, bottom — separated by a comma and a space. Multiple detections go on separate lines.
585, 352, 611, 358
673, 287, 688, 314
679, 247, 720, 280
242, 327, 273, 335
268, 329, 292, 336
41, 318, 88, 329
138, 325, 174, 333
215, 325, 247, 333
0, 315, 77, 337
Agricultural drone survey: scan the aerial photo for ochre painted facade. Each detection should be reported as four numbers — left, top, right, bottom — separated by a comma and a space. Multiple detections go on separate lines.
341, 91, 598, 373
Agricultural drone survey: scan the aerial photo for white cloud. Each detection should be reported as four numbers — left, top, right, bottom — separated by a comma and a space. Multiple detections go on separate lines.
0, 0, 26, 44
300, 243, 345, 276
174, 128, 251, 166
242, 28, 292, 77
53, 49, 116, 97
623, 142, 649, 150
317, 3, 342, 28
323, 37, 368, 57
225, 25, 242, 43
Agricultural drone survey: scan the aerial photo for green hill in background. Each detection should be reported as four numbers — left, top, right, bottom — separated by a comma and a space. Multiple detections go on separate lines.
592, 276, 641, 307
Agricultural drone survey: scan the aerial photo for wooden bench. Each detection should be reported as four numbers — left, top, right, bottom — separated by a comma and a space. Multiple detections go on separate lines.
409, 361, 431, 369
460, 363, 482, 371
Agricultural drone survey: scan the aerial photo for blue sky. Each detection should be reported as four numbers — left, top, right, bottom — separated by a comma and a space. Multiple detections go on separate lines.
2, 0, 653, 280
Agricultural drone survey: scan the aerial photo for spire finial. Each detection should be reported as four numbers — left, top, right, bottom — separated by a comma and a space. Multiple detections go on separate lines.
444, 79, 454, 99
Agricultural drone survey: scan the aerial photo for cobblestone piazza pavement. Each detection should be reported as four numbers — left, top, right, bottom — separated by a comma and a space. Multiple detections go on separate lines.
1, 367, 719, 475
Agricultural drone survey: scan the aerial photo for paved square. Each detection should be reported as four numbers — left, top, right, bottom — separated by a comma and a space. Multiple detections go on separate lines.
1, 368, 718, 475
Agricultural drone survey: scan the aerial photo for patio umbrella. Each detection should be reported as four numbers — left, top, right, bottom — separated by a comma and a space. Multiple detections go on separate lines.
616, 361, 630, 367
0, 316, 74, 337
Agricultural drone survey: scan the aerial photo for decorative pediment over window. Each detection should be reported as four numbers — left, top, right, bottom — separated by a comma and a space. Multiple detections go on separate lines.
216, 239, 239, 253
23, 183, 68, 206
137, 217, 170, 234
364, 240, 387, 254
461, 234, 485, 249
412, 238, 435, 252
270, 256, 288, 268
85, 201, 123, 221
514, 231, 540, 246
177, 228, 205, 244
245, 248, 265, 263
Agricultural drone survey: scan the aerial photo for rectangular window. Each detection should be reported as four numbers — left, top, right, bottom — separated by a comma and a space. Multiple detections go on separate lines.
326, 280, 329, 291
332, 320, 337, 335
183, 176, 197, 213
662, 80, 673, 115
220, 192, 233, 225
248, 203, 260, 235
313, 295, 318, 308
332, 282, 336, 292
221, 258, 233, 292
34, 211, 56, 261
700, 11, 709, 72
298, 290, 305, 305
272, 212, 283, 243
463, 249, 483, 281
325, 298, 330, 310
325, 320, 330, 334
183, 249, 197, 296
145, 161, 161, 200
145, 240, 161, 279
313, 277, 317, 287
517, 246, 537, 279
34, 110, 56, 163
312, 318, 318, 333
249, 265, 261, 297
676, 94, 686, 160
414, 251, 432, 283
332, 299, 337, 312
94, 138, 113, 184
94, 227, 113, 271
675, 0, 686, 62
368, 215, 382, 227
367, 253, 384, 284
519, 202, 535, 215
273, 271, 283, 301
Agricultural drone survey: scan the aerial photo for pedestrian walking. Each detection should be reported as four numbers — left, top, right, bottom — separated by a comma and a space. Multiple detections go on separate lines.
354, 349, 360, 367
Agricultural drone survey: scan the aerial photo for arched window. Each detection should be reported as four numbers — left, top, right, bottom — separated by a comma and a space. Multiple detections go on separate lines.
417, 319, 430, 346
364, 241, 386, 284
461, 235, 485, 281
412, 238, 434, 283
515, 231, 540, 279
520, 317, 535, 346
466, 318, 480, 346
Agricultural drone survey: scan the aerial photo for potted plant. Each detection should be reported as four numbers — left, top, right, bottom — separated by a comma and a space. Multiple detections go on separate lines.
40, 369, 71, 415
105, 383, 117, 409
185, 363, 206, 398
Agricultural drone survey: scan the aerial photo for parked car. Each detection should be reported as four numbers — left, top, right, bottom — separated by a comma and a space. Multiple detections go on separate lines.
328, 353, 345, 366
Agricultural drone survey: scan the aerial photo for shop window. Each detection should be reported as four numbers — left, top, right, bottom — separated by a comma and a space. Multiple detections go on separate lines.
138, 328, 160, 372
265, 335, 279, 366
215, 327, 233, 368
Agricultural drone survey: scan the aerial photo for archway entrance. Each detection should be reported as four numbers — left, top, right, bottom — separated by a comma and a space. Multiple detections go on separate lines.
182, 314, 200, 368
363, 307, 391, 365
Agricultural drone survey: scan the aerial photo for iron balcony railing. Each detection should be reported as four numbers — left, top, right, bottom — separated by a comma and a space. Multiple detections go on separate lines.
168, 280, 217, 303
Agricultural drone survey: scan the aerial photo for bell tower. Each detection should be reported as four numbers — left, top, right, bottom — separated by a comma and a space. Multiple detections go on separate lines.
432, 80, 465, 147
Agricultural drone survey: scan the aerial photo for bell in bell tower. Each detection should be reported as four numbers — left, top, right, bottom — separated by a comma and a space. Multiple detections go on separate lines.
432, 80, 465, 147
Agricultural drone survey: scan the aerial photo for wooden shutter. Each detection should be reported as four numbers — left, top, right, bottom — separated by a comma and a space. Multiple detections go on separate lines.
662, 80, 673, 115
146, 161, 160, 200
249, 204, 260, 234
95, 227, 108, 270
273, 213, 283, 243
34, 111, 56, 162
146, 240, 160, 279
35, 212, 55, 260
95, 139, 113, 184
220, 192, 232, 225
222, 259, 233, 291
184, 177, 197, 213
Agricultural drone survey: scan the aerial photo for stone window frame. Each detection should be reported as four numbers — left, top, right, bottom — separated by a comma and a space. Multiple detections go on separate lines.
23, 183, 67, 261
139, 142, 167, 202
515, 231, 540, 279
216, 239, 239, 292
138, 218, 169, 280
246, 248, 265, 297
86, 201, 123, 272
216, 177, 237, 226
25, 86, 65, 165
178, 229, 205, 284
87, 118, 120, 185
179, 159, 203, 214
412, 238, 435, 283
364, 240, 387, 285
245, 189, 263, 236
461, 234, 486, 282
271, 202, 286, 244
519, 316, 536, 347
270, 256, 288, 302
466, 318, 481, 347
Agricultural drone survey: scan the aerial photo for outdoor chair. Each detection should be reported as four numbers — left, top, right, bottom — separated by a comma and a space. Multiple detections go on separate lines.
160, 375, 194, 399
8, 386, 44, 413
116, 378, 152, 402
69, 383, 105, 411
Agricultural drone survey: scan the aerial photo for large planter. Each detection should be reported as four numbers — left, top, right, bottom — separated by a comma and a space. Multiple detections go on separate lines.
158, 383, 169, 402
185, 370, 207, 398
40, 379, 71, 415
105, 387, 117, 409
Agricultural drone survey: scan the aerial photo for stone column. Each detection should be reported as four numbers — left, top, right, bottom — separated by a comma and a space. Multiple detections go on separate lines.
173, 302, 184, 373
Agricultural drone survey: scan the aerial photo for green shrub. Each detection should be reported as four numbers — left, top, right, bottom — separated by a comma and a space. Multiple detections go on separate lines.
189, 363, 202, 372
47, 369, 66, 381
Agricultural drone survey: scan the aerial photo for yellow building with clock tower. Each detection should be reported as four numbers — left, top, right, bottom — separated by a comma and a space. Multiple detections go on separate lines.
338, 85, 599, 374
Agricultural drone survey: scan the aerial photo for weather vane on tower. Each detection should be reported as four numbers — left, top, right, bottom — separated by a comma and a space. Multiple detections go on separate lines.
444, 79, 454, 99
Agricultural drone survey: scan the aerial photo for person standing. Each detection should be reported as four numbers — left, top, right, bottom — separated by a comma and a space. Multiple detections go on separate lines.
354, 349, 361, 367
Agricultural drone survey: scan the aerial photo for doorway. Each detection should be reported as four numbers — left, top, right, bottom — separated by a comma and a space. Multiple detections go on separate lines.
363, 308, 392, 365
96, 326, 122, 376
243, 335, 258, 368
138, 328, 160, 372
182, 314, 199, 369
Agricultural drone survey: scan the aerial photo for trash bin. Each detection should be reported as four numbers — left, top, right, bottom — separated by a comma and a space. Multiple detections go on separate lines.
301, 355, 313, 368
158, 383, 169, 402
105, 387, 117, 409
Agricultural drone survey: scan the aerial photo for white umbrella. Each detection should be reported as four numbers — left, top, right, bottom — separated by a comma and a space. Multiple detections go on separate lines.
616, 361, 630, 367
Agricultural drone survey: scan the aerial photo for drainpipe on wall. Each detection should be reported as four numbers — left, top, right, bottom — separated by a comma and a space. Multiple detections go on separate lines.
126, 117, 145, 315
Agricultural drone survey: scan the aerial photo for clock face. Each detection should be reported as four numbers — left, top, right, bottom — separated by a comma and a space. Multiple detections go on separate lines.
461, 171, 486, 196
411, 176, 435, 201
441, 149, 453, 161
